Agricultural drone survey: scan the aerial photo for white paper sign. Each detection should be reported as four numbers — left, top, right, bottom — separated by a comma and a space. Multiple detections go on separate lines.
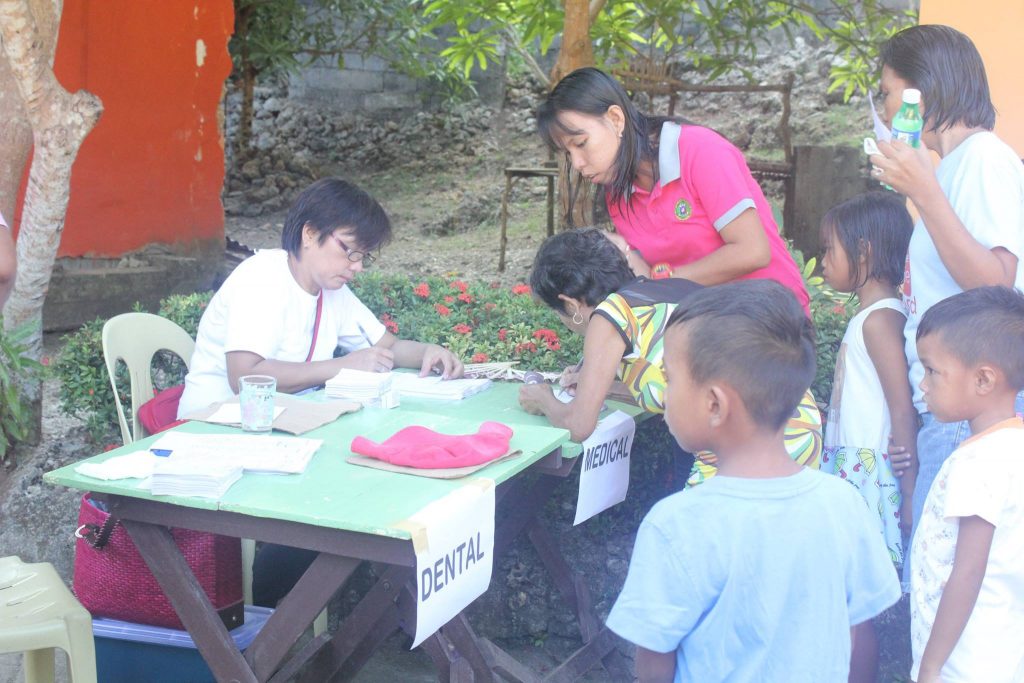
574, 410, 635, 525
408, 479, 496, 648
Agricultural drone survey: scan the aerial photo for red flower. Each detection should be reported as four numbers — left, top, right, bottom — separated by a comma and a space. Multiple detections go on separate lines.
458, 293, 474, 304
413, 282, 431, 298
435, 303, 451, 317
88, 388, 94, 396
533, 328, 560, 344
832, 303, 846, 314
41, 356, 50, 366
484, 302, 496, 311
515, 341, 538, 354
444, 295, 455, 304
471, 352, 489, 363
103, 443, 119, 452
450, 280, 469, 293
379, 314, 399, 334
498, 328, 508, 341
546, 340, 561, 351
512, 283, 531, 295
453, 323, 473, 335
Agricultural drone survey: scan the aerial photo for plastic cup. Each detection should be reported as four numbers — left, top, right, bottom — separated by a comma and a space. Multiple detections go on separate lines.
239, 375, 276, 432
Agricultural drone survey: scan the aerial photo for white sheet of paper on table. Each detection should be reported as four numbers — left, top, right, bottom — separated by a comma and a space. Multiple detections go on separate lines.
205, 403, 285, 424
149, 432, 323, 474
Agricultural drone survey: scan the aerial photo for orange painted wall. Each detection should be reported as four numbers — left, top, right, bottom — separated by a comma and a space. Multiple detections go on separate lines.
919, 0, 1024, 157
36, 0, 234, 257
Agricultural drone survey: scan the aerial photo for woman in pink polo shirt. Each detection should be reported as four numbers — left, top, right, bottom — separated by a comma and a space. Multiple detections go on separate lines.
537, 67, 809, 313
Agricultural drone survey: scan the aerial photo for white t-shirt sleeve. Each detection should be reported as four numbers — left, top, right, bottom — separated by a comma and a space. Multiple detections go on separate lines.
943, 454, 1009, 527
606, 516, 707, 652
947, 139, 1024, 263
333, 286, 387, 352
222, 274, 287, 360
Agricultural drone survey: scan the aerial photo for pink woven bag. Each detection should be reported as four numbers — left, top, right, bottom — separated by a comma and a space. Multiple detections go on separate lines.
73, 494, 244, 630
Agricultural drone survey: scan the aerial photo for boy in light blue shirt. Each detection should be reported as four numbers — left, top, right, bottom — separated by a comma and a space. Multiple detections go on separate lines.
606, 280, 901, 682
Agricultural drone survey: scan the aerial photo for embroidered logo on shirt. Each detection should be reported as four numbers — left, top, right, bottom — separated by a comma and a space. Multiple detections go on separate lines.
674, 199, 692, 221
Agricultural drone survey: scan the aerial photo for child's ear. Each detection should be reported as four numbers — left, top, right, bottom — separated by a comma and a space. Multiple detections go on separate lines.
707, 384, 728, 428
974, 365, 999, 396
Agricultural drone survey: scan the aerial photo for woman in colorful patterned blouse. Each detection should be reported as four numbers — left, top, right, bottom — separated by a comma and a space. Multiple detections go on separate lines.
519, 228, 821, 486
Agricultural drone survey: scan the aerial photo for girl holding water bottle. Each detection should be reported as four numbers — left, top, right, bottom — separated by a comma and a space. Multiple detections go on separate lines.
868, 24, 1024, 545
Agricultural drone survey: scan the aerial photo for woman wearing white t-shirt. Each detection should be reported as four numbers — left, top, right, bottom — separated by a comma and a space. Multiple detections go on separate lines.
178, 177, 464, 417
869, 25, 1024, 563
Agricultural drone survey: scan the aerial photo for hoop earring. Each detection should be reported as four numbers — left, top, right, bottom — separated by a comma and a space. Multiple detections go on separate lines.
572, 309, 584, 325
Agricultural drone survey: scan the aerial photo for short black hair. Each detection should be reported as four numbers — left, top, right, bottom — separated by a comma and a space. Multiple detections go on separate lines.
667, 280, 816, 430
529, 228, 636, 314
281, 177, 392, 257
821, 192, 912, 289
880, 24, 996, 133
917, 286, 1024, 391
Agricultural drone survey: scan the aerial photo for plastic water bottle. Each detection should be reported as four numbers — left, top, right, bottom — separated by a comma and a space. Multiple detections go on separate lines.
891, 89, 922, 148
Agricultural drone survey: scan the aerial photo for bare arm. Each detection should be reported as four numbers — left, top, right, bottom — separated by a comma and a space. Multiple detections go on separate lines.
863, 307, 919, 535
872, 141, 1017, 290
670, 208, 771, 285
225, 343, 396, 395
635, 647, 676, 683
518, 316, 626, 442
916, 515, 994, 683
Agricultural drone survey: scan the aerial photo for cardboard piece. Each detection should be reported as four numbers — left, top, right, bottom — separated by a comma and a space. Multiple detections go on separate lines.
185, 394, 360, 435
345, 450, 522, 479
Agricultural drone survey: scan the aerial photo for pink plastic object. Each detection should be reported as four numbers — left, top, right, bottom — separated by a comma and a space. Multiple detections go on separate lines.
350, 422, 514, 469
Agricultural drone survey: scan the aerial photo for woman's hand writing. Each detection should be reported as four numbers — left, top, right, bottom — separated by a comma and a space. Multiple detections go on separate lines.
559, 365, 581, 396
519, 383, 554, 415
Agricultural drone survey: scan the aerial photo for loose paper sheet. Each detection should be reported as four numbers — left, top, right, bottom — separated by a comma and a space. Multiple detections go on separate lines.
149, 432, 322, 474
206, 403, 286, 424
574, 410, 635, 525
405, 479, 496, 648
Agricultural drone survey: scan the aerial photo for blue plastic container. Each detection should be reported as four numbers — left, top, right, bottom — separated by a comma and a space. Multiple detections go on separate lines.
92, 605, 272, 683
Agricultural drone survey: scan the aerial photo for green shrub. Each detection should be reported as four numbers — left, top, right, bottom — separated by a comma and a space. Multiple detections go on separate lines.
0, 319, 45, 463
55, 292, 213, 444
54, 262, 850, 443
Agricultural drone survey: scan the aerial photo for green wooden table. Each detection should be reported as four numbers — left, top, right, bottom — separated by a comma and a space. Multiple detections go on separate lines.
45, 381, 641, 682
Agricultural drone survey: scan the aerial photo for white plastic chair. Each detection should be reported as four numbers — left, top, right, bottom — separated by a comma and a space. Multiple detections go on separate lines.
101, 312, 195, 446
0, 555, 97, 683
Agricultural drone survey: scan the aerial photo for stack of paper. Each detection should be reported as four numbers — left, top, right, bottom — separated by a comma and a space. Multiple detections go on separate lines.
325, 369, 399, 408
392, 374, 492, 401
150, 458, 243, 499
149, 432, 323, 474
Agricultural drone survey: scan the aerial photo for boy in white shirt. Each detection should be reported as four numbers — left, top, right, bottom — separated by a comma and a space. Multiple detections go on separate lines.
910, 286, 1024, 683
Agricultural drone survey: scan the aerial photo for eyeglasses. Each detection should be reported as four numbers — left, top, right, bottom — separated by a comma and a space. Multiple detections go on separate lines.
331, 234, 376, 266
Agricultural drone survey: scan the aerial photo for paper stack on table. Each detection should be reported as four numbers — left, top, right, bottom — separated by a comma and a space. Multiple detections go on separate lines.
149, 432, 323, 474
325, 369, 399, 408
391, 373, 492, 401
150, 458, 243, 499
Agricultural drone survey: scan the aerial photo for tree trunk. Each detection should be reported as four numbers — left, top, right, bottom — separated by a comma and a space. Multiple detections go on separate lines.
550, 0, 594, 87
0, 0, 102, 379
0, 0, 56, 225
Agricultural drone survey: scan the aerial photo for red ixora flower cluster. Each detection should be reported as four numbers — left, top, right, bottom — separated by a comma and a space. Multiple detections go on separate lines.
435, 303, 451, 317
413, 282, 431, 298
498, 328, 508, 341
533, 328, 561, 351
458, 293, 474, 304
379, 313, 399, 334
471, 352, 489, 363
511, 283, 531, 295
453, 323, 473, 335
514, 341, 539, 354
444, 295, 455, 304
450, 280, 469, 293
